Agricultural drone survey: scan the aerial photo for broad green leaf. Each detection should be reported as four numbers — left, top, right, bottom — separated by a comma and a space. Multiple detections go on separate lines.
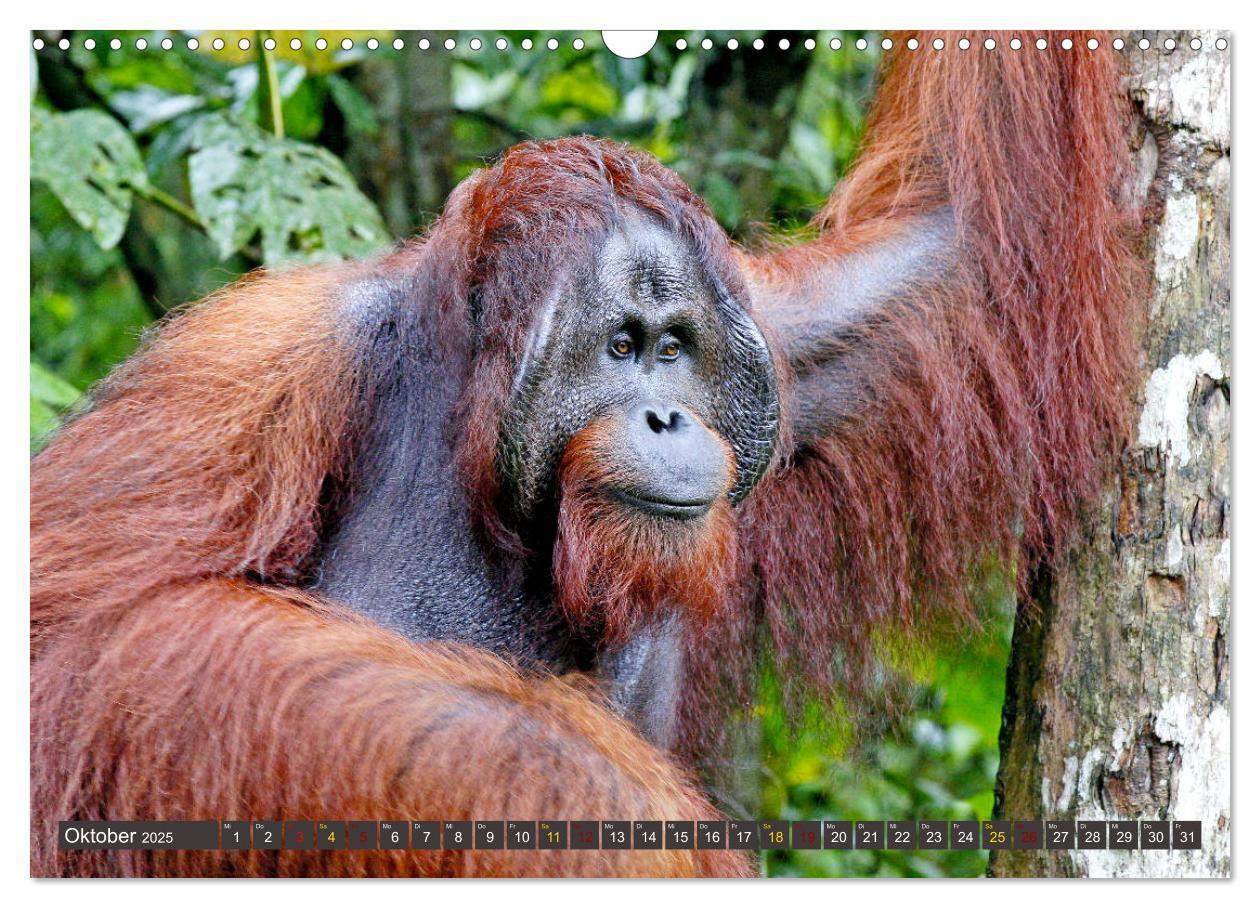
31, 109, 147, 249
187, 113, 389, 264
327, 74, 379, 138
30, 361, 82, 448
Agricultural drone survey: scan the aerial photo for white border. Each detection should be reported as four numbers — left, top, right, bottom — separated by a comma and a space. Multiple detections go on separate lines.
5, 1, 1246, 904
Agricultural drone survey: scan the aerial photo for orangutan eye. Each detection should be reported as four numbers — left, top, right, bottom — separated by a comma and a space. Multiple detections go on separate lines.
659, 339, 682, 361
609, 333, 635, 359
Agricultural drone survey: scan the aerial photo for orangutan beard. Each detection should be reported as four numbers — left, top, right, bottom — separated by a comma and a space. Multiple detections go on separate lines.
551, 421, 739, 645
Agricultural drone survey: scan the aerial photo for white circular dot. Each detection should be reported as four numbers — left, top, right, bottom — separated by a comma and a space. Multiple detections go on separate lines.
856, 38, 868, 50
342, 38, 354, 50
446, 38, 457, 50
752, 38, 764, 50
701, 38, 713, 50
907, 38, 919, 50
31, 38, 43, 50
779, 38, 790, 50
367, 38, 379, 50
135, 38, 147, 50
394, 38, 405, 50
59, 38, 70, 50
264, 38, 276, 50
932, 38, 944, 50
521, 38, 532, 50
290, 38, 302, 50
1138, 38, 1150, 50
676, 38, 687, 50
496, 38, 508, 50
418, 38, 430, 50
237, 38, 250, 51
958, 38, 971, 50
1190, 37, 1202, 50
1036, 37, 1048, 50
984, 37, 996, 50
727, 38, 738, 50
162, 38, 173, 50
84, 38, 96, 50
1113, 37, 1125, 50
1164, 38, 1176, 51
316, 38, 328, 50
212, 38, 224, 50
1010, 38, 1021, 50
111, 38, 122, 50
470, 38, 482, 50
1216, 37, 1228, 50
546, 38, 558, 50
187, 38, 199, 50
881, 38, 893, 50
572, 37, 584, 50
829, 37, 842, 50
1061, 38, 1073, 50
1087, 38, 1099, 50
804, 38, 816, 50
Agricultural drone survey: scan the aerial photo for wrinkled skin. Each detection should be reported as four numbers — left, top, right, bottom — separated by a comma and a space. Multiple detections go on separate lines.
315, 214, 777, 748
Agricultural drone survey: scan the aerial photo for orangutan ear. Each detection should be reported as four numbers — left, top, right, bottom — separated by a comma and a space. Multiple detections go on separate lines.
741, 209, 959, 446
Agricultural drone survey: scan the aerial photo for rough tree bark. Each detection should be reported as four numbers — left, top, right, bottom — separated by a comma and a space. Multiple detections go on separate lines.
991, 31, 1230, 878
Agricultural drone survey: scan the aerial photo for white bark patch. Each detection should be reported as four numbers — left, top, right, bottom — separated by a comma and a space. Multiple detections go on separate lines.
1138, 350, 1224, 466
1131, 35, 1230, 150
1154, 193, 1200, 285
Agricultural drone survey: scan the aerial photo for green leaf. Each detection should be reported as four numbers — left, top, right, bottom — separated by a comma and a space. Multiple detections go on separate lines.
188, 113, 390, 264
326, 74, 379, 138
30, 361, 82, 449
30, 109, 148, 249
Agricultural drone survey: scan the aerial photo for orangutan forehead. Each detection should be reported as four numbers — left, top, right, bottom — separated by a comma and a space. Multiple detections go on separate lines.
588, 216, 708, 305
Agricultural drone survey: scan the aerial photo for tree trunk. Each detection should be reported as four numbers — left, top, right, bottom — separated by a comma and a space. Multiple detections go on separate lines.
991, 31, 1230, 879
348, 35, 455, 237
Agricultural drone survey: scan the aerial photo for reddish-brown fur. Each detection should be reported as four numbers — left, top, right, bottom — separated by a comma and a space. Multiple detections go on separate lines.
553, 419, 739, 642
724, 30, 1141, 707
31, 31, 1139, 877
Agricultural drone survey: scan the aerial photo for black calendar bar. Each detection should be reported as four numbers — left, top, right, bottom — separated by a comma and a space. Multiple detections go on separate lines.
54, 819, 1204, 851
58, 821, 219, 850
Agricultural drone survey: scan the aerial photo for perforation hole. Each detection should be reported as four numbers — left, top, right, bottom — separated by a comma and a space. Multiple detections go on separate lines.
1113, 37, 1125, 50
983, 37, 996, 50
1164, 37, 1177, 51
881, 37, 893, 50
829, 37, 842, 50
237, 38, 250, 51
1010, 37, 1022, 50
447, 38, 459, 50
932, 38, 944, 50
470, 38, 482, 50
1061, 37, 1073, 50
1036, 37, 1048, 50
496, 38, 509, 50
958, 38, 970, 50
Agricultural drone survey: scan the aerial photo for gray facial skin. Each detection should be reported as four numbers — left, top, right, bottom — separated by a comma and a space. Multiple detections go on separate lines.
311, 214, 777, 750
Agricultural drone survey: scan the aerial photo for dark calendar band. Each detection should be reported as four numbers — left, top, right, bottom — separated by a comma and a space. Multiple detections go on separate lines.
59, 819, 1203, 852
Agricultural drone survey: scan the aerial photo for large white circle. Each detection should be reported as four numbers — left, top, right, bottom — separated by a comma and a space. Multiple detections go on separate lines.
601, 30, 658, 59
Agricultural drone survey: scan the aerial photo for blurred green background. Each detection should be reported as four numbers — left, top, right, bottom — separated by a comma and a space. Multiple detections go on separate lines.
30, 30, 1012, 877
